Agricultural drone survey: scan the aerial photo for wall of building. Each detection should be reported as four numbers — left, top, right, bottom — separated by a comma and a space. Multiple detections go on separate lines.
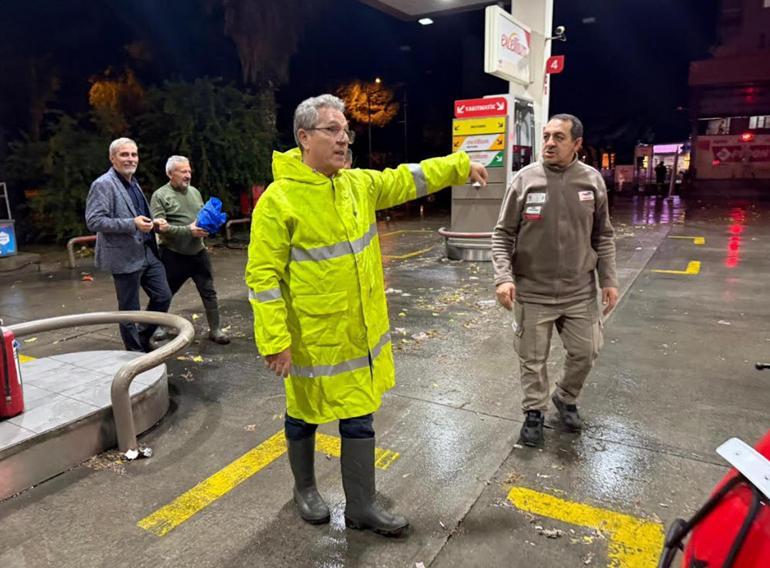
694, 134, 770, 179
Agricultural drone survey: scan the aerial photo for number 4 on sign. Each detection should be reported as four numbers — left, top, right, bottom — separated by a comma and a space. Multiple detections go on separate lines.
546, 55, 565, 74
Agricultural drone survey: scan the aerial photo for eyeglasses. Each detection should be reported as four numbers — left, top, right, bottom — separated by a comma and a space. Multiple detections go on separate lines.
306, 124, 355, 144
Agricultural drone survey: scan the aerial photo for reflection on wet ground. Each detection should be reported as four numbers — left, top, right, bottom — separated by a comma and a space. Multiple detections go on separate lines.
610, 195, 686, 226
2, 191, 770, 567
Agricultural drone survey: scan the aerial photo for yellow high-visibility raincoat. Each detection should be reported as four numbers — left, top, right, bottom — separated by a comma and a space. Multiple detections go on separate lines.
246, 148, 470, 423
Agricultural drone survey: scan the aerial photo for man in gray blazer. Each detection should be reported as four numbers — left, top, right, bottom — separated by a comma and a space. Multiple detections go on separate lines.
85, 137, 172, 352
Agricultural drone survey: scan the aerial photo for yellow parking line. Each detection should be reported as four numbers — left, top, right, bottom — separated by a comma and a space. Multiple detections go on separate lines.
314, 433, 400, 470
138, 430, 400, 537
652, 261, 701, 275
383, 245, 435, 260
508, 487, 664, 568
137, 431, 286, 537
669, 236, 705, 245
381, 229, 434, 238
19, 354, 36, 363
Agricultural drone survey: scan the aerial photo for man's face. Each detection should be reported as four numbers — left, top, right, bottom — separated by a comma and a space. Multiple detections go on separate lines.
298, 107, 351, 176
542, 119, 582, 168
169, 161, 192, 189
110, 143, 139, 177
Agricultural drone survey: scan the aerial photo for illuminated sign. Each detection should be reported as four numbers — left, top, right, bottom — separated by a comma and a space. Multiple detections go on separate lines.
484, 6, 531, 86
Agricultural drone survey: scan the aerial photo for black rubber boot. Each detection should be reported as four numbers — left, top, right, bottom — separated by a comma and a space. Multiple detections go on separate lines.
341, 437, 409, 536
520, 410, 545, 447
152, 327, 171, 342
204, 305, 230, 345
287, 435, 330, 524
551, 393, 583, 431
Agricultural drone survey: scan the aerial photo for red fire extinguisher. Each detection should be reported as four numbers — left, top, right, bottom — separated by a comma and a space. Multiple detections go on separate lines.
659, 363, 770, 567
0, 325, 24, 419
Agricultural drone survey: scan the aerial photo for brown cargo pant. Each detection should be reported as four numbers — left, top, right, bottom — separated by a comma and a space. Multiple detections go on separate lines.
512, 297, 604, 412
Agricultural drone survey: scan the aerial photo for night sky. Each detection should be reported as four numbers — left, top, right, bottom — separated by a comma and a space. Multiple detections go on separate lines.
0, 0, 719, 163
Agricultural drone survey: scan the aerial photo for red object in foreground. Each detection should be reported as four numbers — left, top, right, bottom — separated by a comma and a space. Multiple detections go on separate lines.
740, 132, 755, 142
682, 430, 770, 567
0, 326, 24, 419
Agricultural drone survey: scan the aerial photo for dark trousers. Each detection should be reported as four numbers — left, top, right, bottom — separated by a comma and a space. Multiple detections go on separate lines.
160, 248, 218, 309
285, 413, 375, 441
112, 247, 172, 351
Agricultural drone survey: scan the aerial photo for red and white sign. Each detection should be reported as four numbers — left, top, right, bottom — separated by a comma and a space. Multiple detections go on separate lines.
454, 97, 508, 118
546, 55, 565, 74
705, 135, 770, 163
484, 6, 532, 85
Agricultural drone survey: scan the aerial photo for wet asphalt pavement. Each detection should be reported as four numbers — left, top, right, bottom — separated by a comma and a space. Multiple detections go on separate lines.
0, 192, 768, 567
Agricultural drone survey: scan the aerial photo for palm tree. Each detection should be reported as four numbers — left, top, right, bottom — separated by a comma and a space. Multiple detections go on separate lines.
210, 0, 324, 86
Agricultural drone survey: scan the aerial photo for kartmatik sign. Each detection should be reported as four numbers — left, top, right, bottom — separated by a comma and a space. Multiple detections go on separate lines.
454, 97, 508, 119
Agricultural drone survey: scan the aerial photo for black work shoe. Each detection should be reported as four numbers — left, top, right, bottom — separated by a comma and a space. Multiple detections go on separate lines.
551, 393, 583, 432
520, 411, 544, 447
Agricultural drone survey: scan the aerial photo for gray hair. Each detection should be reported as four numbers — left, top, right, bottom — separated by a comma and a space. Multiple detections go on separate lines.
549, 113, 584, 140
109, 137, 137, 157
165, 155, 190, 176
293, 94, 346, 150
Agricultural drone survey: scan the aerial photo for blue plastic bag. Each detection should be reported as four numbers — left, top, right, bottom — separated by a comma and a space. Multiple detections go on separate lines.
196, 198, 228, 234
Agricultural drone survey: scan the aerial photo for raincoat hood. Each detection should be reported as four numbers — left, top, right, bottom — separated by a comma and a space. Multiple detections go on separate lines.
272, 148, 338, 185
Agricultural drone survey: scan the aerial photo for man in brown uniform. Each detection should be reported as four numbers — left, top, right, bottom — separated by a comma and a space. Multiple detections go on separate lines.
492, 114, 618, 447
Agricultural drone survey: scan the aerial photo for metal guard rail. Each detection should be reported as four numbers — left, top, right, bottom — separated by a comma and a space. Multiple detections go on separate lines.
225, 218, 250, 243
66, 235, 96, 269
6, 311, 194, 457
437, 227, 492, 239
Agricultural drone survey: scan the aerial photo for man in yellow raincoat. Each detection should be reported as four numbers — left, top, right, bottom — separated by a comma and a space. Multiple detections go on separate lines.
246, 94, 488, 536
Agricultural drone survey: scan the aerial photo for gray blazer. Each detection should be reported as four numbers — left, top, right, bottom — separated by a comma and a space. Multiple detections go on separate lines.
85, 168, 157, 274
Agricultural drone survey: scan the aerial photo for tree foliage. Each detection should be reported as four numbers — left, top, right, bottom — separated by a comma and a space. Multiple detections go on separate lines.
136, 79, 276, 210
336, 80, 399, 128
88, 68, 145, 136
211, 0, 323, 86
5, 78, 276, 242
5, 113, 106, 242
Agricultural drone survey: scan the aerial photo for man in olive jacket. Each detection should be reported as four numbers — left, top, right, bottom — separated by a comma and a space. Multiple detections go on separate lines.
492, 114, 618, 448
246, 94, 488, 535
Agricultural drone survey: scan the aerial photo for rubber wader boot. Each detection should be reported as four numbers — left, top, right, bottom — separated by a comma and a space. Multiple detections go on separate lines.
204, 305, 230, 344
287, 435, 330, 524
341, 437, 409, 536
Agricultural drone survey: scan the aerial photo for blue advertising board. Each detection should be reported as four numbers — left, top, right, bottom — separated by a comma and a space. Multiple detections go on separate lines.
0, 221, 17, 257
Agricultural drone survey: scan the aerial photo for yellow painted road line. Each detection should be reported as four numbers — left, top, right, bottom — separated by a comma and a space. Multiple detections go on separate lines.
374, 449, 401, 470
381, 229, 435, 238
138, 430, 287, 537
314, 433, 400, 471
651, 261, 701, 275
138, 431, 400, 537
508, 487, 664, 568
669, 236, 705, 245
383, 245, 435, 260
19, 354, 36, 363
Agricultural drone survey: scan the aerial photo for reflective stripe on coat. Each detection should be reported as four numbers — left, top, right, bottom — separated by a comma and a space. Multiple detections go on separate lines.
245, 148, 471, 423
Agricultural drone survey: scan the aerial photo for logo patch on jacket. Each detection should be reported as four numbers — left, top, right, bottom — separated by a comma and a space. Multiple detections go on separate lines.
578, 190, 594, 201
526, 192, 546, 204
524, 205, 543, 220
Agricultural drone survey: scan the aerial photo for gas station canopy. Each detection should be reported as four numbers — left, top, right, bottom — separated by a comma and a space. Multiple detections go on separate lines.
358, 0, 494, 20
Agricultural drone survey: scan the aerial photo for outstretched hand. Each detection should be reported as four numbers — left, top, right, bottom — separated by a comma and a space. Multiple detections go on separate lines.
469, 162, 489, 187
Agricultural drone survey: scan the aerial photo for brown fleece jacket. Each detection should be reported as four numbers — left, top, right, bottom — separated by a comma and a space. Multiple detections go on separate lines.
491, 157, 618, 304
